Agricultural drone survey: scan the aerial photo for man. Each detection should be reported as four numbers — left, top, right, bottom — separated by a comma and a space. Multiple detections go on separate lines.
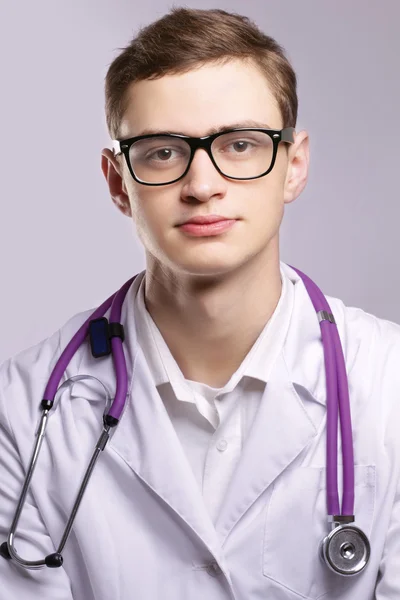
0, 7, 399, 599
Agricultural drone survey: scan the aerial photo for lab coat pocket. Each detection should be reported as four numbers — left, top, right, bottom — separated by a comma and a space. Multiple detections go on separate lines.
262, 465, 375, 599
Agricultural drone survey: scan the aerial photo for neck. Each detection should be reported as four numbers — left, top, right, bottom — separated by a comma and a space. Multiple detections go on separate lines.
143, 242, 282, 387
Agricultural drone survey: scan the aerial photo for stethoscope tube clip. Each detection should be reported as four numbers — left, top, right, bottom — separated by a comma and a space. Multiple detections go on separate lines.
328, 514, 355, 528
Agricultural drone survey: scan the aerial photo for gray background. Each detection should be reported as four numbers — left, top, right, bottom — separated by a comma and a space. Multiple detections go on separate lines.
0, 0, 398, 362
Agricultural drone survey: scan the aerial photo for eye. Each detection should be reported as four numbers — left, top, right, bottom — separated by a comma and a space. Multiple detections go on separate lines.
229, 140, 253, 153
147, 148, 174, 161
143, 145, 189, 163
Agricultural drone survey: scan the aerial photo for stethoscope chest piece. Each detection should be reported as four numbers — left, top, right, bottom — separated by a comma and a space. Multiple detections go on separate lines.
321, 524, 370, 575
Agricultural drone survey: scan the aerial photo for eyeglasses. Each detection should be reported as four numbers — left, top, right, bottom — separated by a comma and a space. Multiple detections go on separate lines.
112, 127, 295, 186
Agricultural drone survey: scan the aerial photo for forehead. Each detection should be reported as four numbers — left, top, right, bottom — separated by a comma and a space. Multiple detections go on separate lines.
119, 58, 282, 138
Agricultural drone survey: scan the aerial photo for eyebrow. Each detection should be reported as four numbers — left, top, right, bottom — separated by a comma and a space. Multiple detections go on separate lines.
136, 120, 273, 137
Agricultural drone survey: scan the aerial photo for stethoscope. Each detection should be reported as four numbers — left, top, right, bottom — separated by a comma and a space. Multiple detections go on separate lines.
0, 266, 370, 576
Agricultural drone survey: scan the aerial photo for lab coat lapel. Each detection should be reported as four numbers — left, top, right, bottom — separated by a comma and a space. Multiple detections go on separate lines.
108, 346, 225, 562
215, 265, 330, 541
70, 284, 225, 565
215, 353, 320, 542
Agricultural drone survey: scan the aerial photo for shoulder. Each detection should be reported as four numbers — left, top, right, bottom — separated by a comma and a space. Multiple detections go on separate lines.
0, 307, 95, 432
327, 294, 400, 364
283, 263, 400, 357
326, 295, 400, 417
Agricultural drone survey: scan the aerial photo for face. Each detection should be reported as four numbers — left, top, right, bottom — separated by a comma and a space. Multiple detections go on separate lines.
101, 58, 309, 278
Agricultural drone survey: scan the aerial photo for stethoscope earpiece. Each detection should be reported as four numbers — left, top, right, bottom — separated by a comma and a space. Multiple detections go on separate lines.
321, 524, 370, 576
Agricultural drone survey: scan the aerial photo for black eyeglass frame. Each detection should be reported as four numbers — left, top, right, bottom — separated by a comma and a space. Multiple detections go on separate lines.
112, 127, 295, 186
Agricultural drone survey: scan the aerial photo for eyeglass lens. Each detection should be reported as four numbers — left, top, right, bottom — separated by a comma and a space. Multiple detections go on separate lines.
128, 130, 274, 184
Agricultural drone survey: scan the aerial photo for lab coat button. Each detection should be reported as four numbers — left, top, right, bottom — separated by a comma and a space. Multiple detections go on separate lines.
206, 561, 222, 577
217, 439, 228, 452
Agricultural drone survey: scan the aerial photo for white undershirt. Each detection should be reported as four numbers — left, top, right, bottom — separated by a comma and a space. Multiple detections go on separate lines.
133, 265, 294, 523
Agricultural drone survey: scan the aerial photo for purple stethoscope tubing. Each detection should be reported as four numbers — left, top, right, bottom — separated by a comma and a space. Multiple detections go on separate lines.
289, 266, 354, 517
43, 276, 136, 421
43, 265, 354, 517
0, 276, 139, 568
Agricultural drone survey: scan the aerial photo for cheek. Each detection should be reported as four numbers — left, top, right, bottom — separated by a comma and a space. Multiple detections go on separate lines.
245, 176, 285, 219
251, 199, 284, 239
129, 189, 172, 241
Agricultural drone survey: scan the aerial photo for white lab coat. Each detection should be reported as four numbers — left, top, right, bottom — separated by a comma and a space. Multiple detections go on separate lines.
1, 263, 400, 600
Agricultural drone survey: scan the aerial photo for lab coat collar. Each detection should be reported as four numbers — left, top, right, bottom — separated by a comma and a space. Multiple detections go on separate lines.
133, 262, 331, 407
134, 263, 292, 405
130, 261, 331, 407
281, 262, 331, 407
70, 262, 331, 408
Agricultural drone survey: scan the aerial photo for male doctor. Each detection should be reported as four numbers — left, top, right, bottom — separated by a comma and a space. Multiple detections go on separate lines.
1, 7, 400, 600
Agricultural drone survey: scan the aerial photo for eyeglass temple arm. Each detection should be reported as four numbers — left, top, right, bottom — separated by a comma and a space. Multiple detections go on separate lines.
112, 140, 122, 156
280, 127, 295, 143
281, 127, 295, 143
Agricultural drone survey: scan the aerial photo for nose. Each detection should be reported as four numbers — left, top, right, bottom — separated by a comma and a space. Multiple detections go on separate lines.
181, 148, 227, 201
189, 145, 215, 170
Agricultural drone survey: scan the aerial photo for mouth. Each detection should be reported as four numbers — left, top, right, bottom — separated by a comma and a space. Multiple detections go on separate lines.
177, 219, 238, 237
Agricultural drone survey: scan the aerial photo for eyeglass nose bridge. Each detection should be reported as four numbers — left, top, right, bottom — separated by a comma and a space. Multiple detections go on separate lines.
182, 133, 227, 176
186, 133, 216, 157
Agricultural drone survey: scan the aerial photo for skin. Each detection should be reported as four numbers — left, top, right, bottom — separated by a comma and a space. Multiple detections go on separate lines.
101, 58, 309, 387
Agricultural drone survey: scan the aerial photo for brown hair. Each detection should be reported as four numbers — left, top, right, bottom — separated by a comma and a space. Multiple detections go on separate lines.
104, 7, 298, 140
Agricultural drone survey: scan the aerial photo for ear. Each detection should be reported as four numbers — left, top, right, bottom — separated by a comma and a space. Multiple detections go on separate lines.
283, 130, 310, 205
101, 149, 132, 217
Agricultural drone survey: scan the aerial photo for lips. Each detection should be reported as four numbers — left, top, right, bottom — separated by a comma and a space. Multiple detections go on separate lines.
179, 216, 232, 225
177, 219, 237, 236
